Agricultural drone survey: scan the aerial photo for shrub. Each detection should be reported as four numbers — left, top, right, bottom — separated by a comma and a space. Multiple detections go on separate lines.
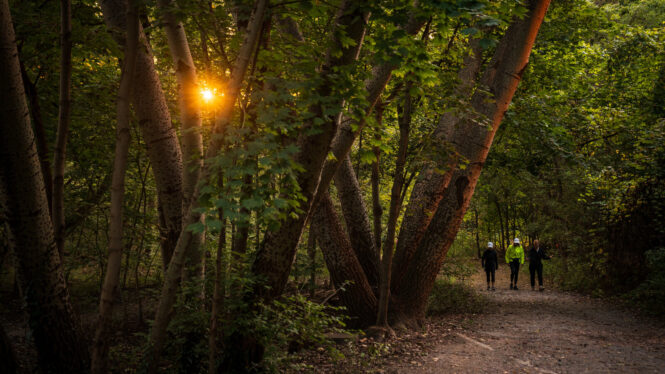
623, 247, 665, 316
427, 279, 488, 316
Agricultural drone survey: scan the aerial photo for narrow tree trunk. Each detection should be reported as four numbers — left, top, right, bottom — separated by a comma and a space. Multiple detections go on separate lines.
156, 0, 205, 280
91, 4, 139, 372
208, 213, 226, 374
376, 84, 412, 327
371, 107, 383, 255
393, 0, 551, 323
307, 226, 316, 298
311, 192, 377, 327
20, 64, 53, 212
52, 0, 73, 259
0, 0, 89, 369
101, 0, 184, 270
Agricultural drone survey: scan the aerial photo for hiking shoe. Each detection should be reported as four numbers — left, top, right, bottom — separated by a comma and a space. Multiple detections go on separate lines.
510, 284, 513, 290
513, 286, 519, 291
539, 286, 545, 292
491, 287, 495, 291
531, 286, 535, 291
487, 286, 490, 290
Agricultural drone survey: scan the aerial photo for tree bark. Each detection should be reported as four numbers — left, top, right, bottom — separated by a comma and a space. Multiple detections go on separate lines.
307, 225, 316, 298
334, 156, 380, 289
376, 83, 413, 327
52, 0, 73, 259
0, 0, 89, 369
311, 191, 377, 327
101, 0, 184, 270
208, 213, 226, 374
393, 0, 551, 322
156, 0, 205, 280
91, 3, 139, 373
0, 323, 18, 374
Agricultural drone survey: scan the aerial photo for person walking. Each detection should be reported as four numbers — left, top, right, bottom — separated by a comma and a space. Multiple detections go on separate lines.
506, 238, 524, 290
481, 242, 499, 291
528, 239, 551, 291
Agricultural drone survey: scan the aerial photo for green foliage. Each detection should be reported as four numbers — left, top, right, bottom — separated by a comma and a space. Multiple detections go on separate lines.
427, 278, 488, 316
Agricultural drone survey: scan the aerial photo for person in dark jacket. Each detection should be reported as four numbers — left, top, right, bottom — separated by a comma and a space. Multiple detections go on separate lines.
481, 242, 499, 291
528, 239, 551, 291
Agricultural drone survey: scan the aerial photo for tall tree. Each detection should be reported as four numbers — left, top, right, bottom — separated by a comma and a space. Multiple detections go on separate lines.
0, 0, 89, 370
101, 0, 184, 269
91, 2, 139, 372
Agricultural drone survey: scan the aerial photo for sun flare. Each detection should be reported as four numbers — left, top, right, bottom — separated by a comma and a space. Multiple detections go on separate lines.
201, 88, 214, 102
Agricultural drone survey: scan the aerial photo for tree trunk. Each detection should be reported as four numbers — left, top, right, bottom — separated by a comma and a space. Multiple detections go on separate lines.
101, 0, 184, 270
155, 0, 205, 280
0, 0, 89, 369
335, 156, 380, 289
208, 213, 226, 374
0, 323, 18, 374
376, 84, 413, 327
392, 0, 551, 323
52, 0, 73, 259
311, 191, 377, 327
371, 109, 383, 255
91, 4, 139, 373
307, 226, 316, 298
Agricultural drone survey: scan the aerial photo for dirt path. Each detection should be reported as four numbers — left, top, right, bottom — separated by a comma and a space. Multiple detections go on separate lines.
399, 265, 665, 374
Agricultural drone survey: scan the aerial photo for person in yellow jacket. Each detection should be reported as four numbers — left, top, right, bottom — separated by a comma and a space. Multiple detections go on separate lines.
506, 238, 525, 290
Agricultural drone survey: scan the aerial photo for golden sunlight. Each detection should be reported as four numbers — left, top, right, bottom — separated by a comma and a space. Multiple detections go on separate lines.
201, 88, 214, 102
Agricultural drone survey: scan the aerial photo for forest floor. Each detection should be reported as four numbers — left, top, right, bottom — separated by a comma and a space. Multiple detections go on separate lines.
318, 264, 665, 374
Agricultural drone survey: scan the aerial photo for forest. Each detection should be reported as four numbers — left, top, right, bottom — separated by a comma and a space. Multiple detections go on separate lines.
1, 0, 664, 372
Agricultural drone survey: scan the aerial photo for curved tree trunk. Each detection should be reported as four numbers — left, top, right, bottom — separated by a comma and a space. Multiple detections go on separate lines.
311, 191, 377, 327
91, 3, 139, 372
334, 155, 380, 289
0, 0, 89, 369
392, 0, 552, 323
156, 0, 205, 280
101, 0, 184, 270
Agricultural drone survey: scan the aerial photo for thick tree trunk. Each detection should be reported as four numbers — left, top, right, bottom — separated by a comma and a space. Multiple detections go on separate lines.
0, 0, 89, 370
101, 0, 184, 270
392, 0, 551, 323
252, 1, 370, 301
334, 156, 380, 289
52, 0, 72, 259
91, 4, 138, 373
311, 191, 377, 327
156, 0, 205, 280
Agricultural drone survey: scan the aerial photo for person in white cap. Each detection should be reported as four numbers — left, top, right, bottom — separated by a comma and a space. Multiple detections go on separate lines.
505, 238, 525, 290
481, 242, 498, 291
